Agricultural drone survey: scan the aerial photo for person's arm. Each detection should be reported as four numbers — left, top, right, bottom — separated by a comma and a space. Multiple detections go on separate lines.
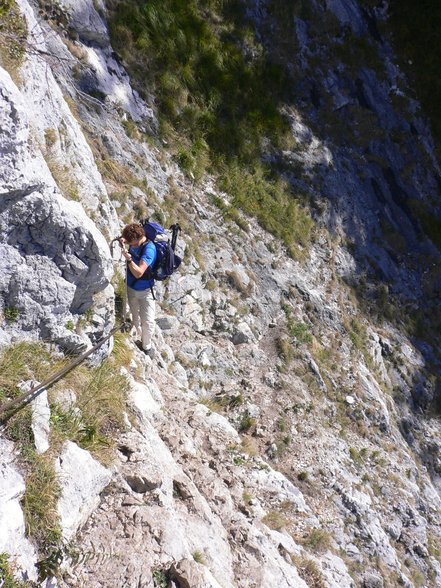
120, 240, 149, 279
127, 257, 148, 279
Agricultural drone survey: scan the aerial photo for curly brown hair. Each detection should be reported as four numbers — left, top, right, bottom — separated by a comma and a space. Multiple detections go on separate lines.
121, 223, 145, 243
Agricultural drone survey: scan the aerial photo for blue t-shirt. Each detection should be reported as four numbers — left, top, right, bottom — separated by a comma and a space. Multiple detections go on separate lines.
127, 241, 157, 290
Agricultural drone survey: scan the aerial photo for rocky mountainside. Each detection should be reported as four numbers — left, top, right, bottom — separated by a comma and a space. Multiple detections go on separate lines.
0, 1, 440, 588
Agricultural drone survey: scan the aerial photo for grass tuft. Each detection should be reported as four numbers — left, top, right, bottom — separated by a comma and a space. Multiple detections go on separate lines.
262, 510, 289, 531
302, 528, 333, 553
292, 555, 326, 588
0, 0, 27, 76
0, 552, 31, 588
0, 339, 130, 562
192, 550, 206, 564
21, 453, 62, 549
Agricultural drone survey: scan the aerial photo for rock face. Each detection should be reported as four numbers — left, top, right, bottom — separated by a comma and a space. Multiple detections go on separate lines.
0, 63, 113, 351
0, 1, 440, 587
247, 0, 441, 312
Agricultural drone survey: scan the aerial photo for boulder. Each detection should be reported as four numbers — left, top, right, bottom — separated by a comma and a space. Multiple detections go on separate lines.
0, 439, 38, 582
231, 322, 255, 345
56, 441, 112, 539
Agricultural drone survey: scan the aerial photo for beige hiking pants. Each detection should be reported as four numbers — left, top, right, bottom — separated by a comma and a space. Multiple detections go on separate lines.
127, 287, 155, 350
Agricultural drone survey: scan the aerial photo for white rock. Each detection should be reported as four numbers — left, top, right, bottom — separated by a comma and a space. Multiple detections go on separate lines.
319, 552, 354, 588
156, 315, 180, 332
250, 467, 309, 514
128, 377, 163, 420
17, 380, 50, 454
169, 361, 189, 387
0, 439, 38, 581
0, 64, 114, 350
31, 389, 50, 454
56, 441, 112, 539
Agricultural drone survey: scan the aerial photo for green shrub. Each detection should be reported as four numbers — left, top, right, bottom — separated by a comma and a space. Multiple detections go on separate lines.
152, 569, 169, 588
289, 321, 312, 345
4, 307, 19, 323
346, 318, 368, 352
107, 0, 316, 255
238, 410, 256, 432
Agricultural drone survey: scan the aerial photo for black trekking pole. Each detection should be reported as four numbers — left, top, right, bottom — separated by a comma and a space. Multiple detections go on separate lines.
110, 236, 130, 332
170, 223, 181, 251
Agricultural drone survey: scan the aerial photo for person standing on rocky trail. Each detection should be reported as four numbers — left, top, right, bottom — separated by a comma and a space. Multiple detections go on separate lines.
120, 223, 156, 359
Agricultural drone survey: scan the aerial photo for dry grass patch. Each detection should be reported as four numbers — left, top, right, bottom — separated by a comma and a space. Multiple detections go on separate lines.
301, 528, 333, 553
262, 510, 289, 531
0, 342, 67, 397
198, 397, 225, 414
46, 157, 80, 201
292, 556, 326, 588
21, 452, 62, 548
51, 360, 129, 465
0, 339, 130, 564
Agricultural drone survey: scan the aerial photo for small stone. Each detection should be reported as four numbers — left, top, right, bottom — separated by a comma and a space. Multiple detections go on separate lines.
156, 315, 179, 332
125, 474, 162, 494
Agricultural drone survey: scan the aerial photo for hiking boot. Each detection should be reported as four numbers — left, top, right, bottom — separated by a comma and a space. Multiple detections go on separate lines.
135, 340, 155, 359
144, 347, 155, 359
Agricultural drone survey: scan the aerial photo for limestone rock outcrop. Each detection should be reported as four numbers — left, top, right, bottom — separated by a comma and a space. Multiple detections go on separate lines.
0, 64, 113, 351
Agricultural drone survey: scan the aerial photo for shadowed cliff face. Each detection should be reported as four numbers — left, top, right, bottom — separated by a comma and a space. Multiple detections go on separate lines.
244, 0, 441, 361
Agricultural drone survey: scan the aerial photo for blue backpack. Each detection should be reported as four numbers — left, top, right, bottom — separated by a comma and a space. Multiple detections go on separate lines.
141, 221, 182, 281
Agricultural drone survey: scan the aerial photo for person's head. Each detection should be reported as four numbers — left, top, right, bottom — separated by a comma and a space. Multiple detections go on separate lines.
121, 223, 146, 247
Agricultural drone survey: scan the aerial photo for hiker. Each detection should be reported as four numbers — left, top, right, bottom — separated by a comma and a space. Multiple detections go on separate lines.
120, 223, 156, 358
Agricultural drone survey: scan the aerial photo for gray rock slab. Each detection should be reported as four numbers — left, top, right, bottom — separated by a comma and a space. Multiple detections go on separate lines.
57, 0, 109, 45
